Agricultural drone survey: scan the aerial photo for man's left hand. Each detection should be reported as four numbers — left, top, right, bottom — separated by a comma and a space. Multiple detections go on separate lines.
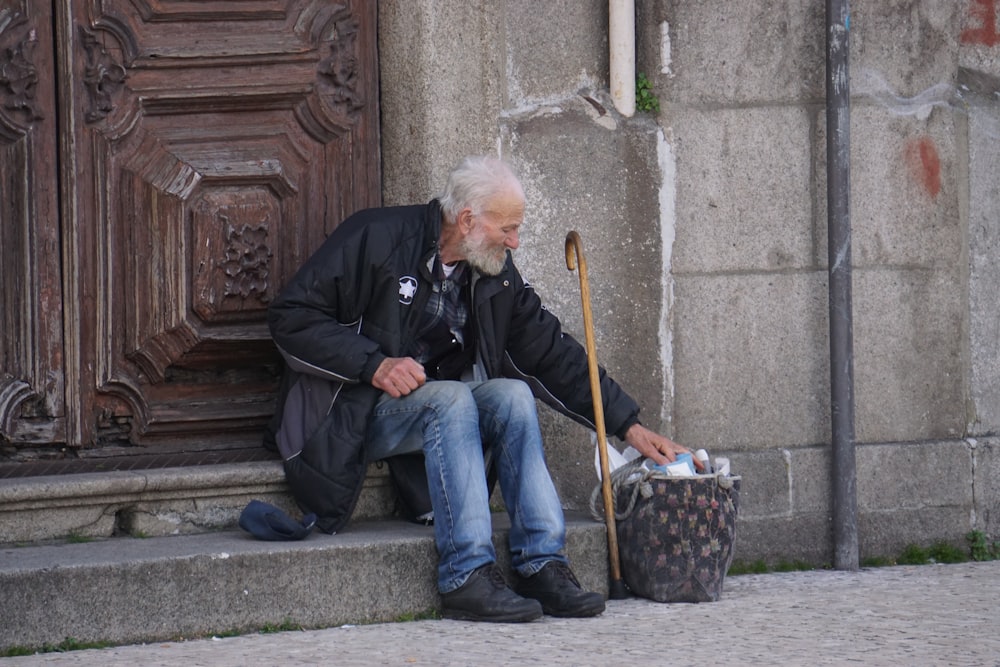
622, 424, 703, 470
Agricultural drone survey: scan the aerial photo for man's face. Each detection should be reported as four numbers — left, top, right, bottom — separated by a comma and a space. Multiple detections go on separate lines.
459, 188, 524, 276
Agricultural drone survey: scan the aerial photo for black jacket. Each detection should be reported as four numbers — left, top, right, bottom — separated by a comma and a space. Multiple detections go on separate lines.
266, 200, 641, 533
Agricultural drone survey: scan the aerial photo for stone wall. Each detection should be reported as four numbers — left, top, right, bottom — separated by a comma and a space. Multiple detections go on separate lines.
378, 0, 1000, 564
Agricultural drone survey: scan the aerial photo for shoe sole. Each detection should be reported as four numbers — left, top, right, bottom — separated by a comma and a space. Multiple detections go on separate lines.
542, 604, 604, 618
515, 588, 607, 618
540, 599, 606, 618
441, 607, 543, 623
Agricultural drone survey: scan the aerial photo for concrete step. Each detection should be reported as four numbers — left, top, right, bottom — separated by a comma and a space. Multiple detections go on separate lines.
0, 512, 610, 652
0, 461, 395, 543
0, 461, 612, 652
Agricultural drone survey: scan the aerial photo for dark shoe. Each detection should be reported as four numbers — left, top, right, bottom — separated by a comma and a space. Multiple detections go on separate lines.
515, 561, 606, 617
441, 563, 543, 623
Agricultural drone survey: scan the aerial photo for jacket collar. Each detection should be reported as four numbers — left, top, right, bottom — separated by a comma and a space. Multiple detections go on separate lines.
420, 199, 444, 282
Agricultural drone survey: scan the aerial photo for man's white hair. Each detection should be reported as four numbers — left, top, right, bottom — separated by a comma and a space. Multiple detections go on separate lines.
438, 156, 523, 224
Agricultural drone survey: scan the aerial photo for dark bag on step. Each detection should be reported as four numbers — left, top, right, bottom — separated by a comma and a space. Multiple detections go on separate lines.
601, 464, 741, 603
386, 452, 435, 524
385, 448, 500, 526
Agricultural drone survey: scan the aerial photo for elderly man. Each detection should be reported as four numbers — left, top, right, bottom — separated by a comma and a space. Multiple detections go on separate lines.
266, 156, 695, 622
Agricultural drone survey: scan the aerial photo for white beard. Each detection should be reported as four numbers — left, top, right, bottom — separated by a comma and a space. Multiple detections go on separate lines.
459, 233, 507, 276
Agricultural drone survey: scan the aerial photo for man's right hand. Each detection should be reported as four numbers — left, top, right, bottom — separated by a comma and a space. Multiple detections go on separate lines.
371, 357, 427, 398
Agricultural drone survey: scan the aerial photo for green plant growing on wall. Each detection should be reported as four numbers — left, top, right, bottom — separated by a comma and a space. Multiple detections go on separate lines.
968, 530, 1000, 561
896, 541, 968, 565
635, 72, 660, 113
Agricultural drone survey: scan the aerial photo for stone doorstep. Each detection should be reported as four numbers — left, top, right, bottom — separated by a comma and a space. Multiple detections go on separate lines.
0, 512, 610, 651
0, 461, 613, 650
0, 461, 396, 544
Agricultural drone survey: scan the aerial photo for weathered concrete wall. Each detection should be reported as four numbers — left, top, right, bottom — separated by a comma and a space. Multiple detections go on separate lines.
378, 0, 1000, 564
965, 69, 1000, 434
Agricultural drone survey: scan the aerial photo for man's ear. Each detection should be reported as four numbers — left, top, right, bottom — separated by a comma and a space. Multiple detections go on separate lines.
458, 208, 475, 232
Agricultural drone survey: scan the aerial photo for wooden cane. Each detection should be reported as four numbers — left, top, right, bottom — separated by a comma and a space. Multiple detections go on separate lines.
565, 230, 629, 599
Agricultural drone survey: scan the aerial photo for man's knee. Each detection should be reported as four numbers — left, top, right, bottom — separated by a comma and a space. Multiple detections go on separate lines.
476, 379, 536, 415
416, 380, 477, 412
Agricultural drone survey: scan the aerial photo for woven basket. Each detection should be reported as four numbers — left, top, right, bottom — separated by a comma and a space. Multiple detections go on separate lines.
610, 467, 741, 603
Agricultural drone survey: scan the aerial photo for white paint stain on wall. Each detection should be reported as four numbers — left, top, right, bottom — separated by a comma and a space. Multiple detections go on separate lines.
854, 68, 959, 120
854, 68, 1000, 139
660, 21, 673, 76
656, 127, 677, 426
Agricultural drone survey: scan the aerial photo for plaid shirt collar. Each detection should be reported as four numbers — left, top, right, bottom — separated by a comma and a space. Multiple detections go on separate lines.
413, 255, 470, 363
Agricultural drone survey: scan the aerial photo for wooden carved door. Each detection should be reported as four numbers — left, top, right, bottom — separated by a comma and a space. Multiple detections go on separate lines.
0, 0, 379, 458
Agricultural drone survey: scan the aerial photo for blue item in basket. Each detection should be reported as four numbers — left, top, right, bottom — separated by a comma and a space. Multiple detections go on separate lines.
652, 452, 696, 476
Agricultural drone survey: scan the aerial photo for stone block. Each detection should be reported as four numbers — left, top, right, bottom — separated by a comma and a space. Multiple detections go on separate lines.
843, 105, 962, 268
852, 0, 960, 103
788, 445, 833, 514
0, 514, 606, 651
505, 0, 608, 105
645, 0, 824, 105
972, 437, 1000, 537
0, 505, 116, 544
118, 496, 256, 538
856, 441, 973, 512
503, 102, 678, 511
509, 111, 667, 424
735, 514, 832, 566
855, 440, 975, 558
672, 271, 830, 450
537, 407, 599, 512
967, 101, 1000, 434
0, 463, 395, 543
706, 441, 976, 564
378, 1, 505, 205
852, 267, 965, 443
724, 449, 792, 519
958, 0, 1000, 77
671, 105, 815, 273
859, 506, 973, 559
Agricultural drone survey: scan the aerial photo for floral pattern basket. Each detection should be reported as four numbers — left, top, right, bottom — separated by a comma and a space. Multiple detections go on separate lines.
612, 467, 741, 603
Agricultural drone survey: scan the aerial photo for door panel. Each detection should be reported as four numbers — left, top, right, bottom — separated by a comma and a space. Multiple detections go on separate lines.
54, 0, 377, 450
0, 0, 65, 445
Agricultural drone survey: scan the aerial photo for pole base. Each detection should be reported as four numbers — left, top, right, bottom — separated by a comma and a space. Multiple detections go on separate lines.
608, 578, 630, 600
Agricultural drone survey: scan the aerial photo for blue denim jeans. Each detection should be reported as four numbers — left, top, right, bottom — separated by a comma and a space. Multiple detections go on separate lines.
366, 379, 568, 593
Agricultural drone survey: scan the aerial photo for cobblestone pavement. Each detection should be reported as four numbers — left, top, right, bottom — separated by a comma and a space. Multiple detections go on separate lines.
6, 561, 999, 667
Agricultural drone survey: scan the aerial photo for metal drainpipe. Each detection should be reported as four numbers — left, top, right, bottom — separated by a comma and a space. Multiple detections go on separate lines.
609, 0, 636, 117
826, 0, 859, 570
